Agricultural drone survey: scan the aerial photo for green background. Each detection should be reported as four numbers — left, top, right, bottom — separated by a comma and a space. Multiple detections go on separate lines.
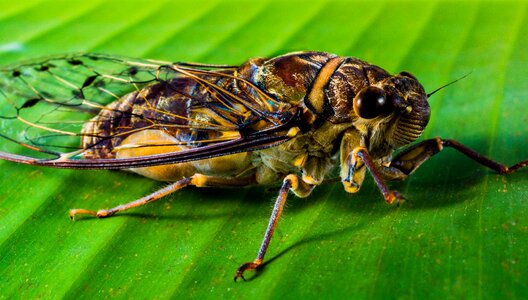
0, 0, 527, 298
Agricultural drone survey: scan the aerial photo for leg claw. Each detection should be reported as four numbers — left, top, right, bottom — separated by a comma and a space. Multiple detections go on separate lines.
385, 191, 406, 206
69, 209, 114, 220
234, 261, 261, 282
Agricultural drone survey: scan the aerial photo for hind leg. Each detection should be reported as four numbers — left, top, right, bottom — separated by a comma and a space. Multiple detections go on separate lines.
69, 174, 256, 219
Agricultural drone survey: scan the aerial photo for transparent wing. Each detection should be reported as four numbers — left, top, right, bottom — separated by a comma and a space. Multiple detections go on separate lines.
0, 54, 297, 169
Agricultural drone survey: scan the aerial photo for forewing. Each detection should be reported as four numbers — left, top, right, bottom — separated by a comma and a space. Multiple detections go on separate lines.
0, 54, 295, 169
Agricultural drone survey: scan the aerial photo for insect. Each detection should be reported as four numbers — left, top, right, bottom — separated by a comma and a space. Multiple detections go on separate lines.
0, 51, 526, 281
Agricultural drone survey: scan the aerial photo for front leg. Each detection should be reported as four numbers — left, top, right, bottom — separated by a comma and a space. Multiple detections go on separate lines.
351, 147, 406, 205
387, 137, 528, 176
339, 130, 403, 204
352, 138, 527, 205
340, 130, 367, 193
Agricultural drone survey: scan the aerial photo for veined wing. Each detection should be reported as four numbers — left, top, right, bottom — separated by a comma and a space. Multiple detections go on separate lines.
0, 54, 298, 169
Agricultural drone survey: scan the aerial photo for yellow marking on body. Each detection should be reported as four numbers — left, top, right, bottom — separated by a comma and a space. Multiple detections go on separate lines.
112, 133, 240, 151
292, 153, 308, 168
115, 130, 195, 181
284, 174, 299, 190
220, 130, 241, 139
302, 174, 319, 185
115, 129, 252, 181
302, 107, 317, 125
287, 127, 300, 137
343, 182, 361, 193
306, 57, 345, 115
191, 174, 208, 187
435, 137, 444, 151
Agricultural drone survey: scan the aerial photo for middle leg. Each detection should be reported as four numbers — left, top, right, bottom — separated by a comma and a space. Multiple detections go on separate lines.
234, 174, 314, 281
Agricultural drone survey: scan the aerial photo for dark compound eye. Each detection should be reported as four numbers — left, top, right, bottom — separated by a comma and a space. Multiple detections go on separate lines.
353, 86, 391, 119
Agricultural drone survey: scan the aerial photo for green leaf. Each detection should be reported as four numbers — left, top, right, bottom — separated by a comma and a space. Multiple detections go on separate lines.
0, 0, 527, 298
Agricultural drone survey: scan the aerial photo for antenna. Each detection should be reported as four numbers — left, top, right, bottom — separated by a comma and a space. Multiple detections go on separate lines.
427, 72, 472, 98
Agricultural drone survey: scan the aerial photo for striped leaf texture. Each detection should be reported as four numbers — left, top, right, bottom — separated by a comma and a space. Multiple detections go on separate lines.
0, 0, 526, 298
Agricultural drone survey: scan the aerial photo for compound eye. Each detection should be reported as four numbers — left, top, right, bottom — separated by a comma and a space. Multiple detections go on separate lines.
353, 86, 390, 119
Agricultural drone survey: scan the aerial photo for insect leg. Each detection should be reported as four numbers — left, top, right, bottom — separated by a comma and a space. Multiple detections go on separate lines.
340, 130, 367, 193
351, 147, 405, 205
69, 174, 256, 219
388, 137, 528, 175
234, 174, 314, 282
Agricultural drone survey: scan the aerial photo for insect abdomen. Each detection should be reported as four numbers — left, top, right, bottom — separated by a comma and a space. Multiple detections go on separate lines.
81, 77, 201, 159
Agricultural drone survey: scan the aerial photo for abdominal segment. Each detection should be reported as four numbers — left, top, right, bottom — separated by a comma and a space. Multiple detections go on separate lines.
115, 129, 253, 181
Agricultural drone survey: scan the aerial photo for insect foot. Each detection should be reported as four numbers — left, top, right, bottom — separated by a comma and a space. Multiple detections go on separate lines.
385, 191, 405, 206
69, 209, 115, 220
234, 259, 262, 282
342, 180, 361, 193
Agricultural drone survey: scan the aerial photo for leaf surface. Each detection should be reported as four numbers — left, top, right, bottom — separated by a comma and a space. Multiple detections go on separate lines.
0, 0, 526, 299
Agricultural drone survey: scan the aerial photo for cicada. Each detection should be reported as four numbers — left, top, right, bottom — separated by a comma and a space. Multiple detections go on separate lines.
0, 51, 526, 281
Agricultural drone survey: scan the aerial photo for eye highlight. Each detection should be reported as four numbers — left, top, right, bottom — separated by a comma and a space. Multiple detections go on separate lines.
353, 86, 391, 119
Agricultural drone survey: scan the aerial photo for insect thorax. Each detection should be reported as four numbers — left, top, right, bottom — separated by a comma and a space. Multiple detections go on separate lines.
248, 51, 430, 158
